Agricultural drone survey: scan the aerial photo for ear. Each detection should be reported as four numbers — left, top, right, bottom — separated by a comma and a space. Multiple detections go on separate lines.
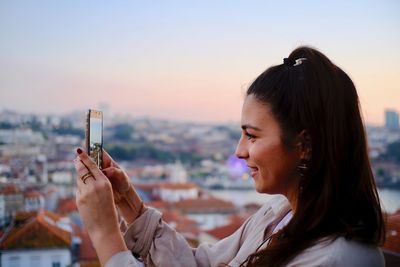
296, 130, 312, 160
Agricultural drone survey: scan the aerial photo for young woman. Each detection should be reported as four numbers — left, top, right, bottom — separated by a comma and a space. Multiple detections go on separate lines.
74, 46, 385, 266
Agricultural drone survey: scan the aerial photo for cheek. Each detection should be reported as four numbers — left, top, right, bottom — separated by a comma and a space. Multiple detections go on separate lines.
252, 139, 278, 158
252, 143, 296, 175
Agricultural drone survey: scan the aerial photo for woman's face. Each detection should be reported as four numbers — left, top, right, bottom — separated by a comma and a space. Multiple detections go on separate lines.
235, 94, 301, 199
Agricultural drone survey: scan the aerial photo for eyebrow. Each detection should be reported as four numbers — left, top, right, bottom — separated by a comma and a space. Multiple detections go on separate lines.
241, 124, 262, 131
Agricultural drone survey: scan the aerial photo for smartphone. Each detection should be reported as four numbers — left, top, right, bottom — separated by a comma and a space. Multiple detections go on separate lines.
85, 109, 103, 169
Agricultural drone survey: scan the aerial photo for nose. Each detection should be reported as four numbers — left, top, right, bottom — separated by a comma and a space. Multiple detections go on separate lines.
235, 135, 249, 159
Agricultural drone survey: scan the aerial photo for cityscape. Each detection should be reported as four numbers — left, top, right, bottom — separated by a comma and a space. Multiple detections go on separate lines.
0, 107, 399, 267
1, 1, 399, 266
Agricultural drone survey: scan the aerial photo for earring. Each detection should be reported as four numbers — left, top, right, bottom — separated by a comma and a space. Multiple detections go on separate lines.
297, 158, 309, 194
297, 158, 309, 177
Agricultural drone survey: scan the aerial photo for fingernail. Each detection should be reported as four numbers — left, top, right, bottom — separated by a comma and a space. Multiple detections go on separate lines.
77, 148, 82, 154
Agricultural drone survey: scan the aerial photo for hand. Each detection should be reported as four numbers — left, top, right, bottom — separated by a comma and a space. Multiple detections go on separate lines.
74, 148, 127, 265
101, 149, 145, 224
101, 149, 131, 204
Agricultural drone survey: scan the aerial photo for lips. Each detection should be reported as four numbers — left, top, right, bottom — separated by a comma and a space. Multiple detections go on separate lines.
247, 165, 259, 177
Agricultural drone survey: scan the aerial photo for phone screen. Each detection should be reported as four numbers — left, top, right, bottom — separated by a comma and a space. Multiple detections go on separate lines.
86, 109, 103, 169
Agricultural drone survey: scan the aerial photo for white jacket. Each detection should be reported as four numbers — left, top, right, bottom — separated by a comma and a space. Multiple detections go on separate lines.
106, 195, 384, 267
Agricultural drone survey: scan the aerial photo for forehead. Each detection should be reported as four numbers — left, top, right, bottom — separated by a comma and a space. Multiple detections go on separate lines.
241, 95, 281, 132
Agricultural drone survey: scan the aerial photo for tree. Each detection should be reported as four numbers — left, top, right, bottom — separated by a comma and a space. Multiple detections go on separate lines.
385, 140, 400, 163
112, 124, 134, 141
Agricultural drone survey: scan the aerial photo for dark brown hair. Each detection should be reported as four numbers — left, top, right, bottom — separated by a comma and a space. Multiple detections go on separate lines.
242, 46, 385, 266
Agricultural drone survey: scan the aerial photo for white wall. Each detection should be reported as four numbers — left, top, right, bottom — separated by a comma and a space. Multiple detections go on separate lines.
188, 213, 229, 230
159, 188, 198, 202
1, 248, 71, 267
0, 195, 5, 225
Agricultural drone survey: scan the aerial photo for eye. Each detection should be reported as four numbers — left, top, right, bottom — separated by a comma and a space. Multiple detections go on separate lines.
245, 133, 256, 141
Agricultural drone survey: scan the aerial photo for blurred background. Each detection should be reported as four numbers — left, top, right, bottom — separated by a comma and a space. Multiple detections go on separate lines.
0, 1, 399, 266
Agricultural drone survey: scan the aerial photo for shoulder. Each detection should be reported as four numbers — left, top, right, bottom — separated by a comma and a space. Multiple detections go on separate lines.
256, 194, 290, 218
288, 237, 385, 267
243, 194, 290, 231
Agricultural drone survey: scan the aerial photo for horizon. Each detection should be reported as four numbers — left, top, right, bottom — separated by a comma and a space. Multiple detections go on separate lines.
0, 106, 394, 128
1, 1, 399, 125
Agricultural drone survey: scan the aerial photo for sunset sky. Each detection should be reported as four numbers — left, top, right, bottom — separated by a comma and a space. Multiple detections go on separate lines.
0, 1, 399, 124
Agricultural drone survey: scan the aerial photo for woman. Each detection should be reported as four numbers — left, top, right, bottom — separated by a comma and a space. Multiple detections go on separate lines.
74, 46, 385, 266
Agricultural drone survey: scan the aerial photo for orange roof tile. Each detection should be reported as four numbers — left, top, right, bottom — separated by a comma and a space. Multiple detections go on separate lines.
45, 185, 59, 194
0, 184, 20, 194
135, 183, 158, 192
175, 197, 236, 214
1, 209, 71, 250
384, 210, 400, 253
205, 219, 245, 240
24, 191, 43, 198
159, 182, 198, 190
14, 210, 38, 222
146, 200, 169, 210
57, 197, 78, 215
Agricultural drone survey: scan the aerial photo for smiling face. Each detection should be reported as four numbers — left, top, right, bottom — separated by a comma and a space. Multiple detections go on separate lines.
235, 94, 302, 202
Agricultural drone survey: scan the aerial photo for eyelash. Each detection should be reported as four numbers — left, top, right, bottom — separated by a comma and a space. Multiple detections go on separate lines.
245, 133, 256, 140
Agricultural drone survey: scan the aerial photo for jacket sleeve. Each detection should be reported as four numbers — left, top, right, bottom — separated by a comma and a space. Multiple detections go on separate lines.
119, 207, 254, 267
105, 251, 145, 267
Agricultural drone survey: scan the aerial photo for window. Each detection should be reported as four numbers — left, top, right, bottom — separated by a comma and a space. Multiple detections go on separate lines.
30, 255, 41, 267
52, 262, 61, 267
8, 255, 20, 267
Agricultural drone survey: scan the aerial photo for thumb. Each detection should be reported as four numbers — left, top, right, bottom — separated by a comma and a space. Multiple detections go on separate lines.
102, 167, 128, 193
102, 166, 124, 179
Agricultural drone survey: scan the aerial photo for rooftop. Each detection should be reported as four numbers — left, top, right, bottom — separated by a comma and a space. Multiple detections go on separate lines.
205, 217, 246, 240
175, 197, 236, 214
384, 210, 400, 253
57, 197, 77, 215
1, 209, 71, 250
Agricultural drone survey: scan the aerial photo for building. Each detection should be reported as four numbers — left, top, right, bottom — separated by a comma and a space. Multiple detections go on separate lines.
155, 182, 199, 203
175, 196, 237, 230
0, 194, 5, 228
199, 216, 246, 244
385, 109, 400, 131
0, 210, 74, 267
56, 197, 77, 216
24, 191, 45, 212
383, 210, 400, 266
0, 184, 24, 223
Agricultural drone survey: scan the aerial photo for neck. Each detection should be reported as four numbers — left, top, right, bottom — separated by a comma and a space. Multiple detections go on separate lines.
286, 187, 298, 214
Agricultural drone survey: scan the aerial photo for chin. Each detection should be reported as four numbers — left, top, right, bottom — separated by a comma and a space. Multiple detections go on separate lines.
254, 183, 269, 194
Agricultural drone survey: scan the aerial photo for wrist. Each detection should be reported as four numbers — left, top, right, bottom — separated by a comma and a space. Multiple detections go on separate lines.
91, 230, 128, 266
117, 184, 145, 224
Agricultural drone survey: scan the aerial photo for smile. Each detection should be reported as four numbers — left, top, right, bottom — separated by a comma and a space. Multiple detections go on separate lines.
247, 166, 259, 176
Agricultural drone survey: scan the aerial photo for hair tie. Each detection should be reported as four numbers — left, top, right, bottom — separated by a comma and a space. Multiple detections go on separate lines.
283, 58, 295, 66
294, 58, 307, 66
283, 57, 308, 67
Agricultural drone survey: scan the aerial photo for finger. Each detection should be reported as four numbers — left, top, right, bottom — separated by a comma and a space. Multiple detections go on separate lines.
102, 166, 128, 192
102, 166, 124, 179
74, 158, 95, 189
102, 149, 120, 168
76, 147, 105, 180
102, 149, 113, 168
74, 156, 89, 176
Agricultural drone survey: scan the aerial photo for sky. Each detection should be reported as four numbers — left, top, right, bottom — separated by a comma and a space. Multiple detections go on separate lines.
0, 0, 399, 124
